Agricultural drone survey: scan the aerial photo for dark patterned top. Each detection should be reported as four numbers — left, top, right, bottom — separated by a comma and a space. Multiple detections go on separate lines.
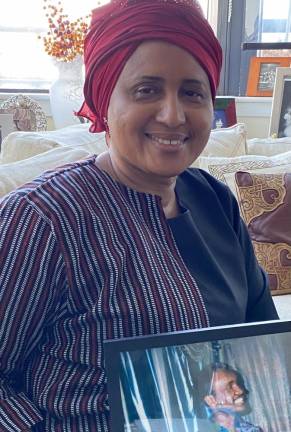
0, 157, 277, 431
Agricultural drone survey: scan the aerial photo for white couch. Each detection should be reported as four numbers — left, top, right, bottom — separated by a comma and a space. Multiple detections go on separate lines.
1, 122, 291, 319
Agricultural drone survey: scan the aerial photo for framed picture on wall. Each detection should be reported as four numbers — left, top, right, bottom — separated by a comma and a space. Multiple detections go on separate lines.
269, 67, 291, 138
212, 97, 237, 129
246, 57, 291, 97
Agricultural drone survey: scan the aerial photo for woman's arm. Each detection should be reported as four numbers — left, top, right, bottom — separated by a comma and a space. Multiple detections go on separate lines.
0, 193, 65, 431
225, 187, 279, 322
237, 216, 279, 322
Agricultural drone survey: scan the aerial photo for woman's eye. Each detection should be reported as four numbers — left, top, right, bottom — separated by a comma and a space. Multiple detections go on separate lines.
135, 86, 159, 98
183, 89, 204, 99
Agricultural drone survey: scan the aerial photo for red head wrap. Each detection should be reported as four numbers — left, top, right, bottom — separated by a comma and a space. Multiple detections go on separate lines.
77, 0, 222, 132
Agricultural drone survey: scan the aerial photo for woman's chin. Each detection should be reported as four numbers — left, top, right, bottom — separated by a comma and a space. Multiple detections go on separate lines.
148, 166, 189, 179
142, 155, 199, 178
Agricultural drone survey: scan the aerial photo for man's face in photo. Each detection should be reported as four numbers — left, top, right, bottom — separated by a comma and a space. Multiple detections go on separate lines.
205, 368, 250, 415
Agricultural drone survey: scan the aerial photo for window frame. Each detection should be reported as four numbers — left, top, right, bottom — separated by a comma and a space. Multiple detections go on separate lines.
216, 0, 247, 96
217, 0, 291, 96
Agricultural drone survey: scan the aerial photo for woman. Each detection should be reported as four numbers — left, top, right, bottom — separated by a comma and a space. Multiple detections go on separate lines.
0, 1, 278, 431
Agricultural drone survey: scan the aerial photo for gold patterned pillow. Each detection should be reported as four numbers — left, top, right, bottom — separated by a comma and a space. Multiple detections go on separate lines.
198, 151, 291, 183
233, 172, 291, 295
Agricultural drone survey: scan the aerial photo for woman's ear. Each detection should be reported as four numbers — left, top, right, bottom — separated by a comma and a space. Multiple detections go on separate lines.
103, 117, 111, 145
105, 131, 110, 147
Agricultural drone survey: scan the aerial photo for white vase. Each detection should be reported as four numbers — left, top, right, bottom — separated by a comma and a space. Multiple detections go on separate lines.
50, 55, 84, 129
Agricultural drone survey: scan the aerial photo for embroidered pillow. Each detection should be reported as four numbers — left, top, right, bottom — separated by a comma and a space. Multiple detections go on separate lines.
198, 151, 291, 184
232, 171, 291, 295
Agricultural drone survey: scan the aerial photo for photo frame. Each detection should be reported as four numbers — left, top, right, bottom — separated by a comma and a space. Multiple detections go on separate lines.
212, 97, 237, 129
0, 94, 47, 133
269, 67, 291, 138
105, 320, 291, 432
246, 57, 291, 97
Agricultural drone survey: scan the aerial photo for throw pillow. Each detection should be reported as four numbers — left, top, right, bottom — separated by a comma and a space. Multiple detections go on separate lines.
201, 123, 247, 158
0, 124, 107, 164
190, 123, 247, 168
199, 151, 291, 184
247, 137, 291, 156
232, 171, 291, 295
0, 145, 92, 198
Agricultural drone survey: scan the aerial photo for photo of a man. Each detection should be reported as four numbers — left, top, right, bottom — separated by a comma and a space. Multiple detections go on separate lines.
195, 363, 263, 432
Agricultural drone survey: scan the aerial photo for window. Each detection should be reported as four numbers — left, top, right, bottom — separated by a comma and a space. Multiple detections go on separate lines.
0, 0, 109, 92
254, 0, 291, 43
4, 0, 288, 96
0, 0, 213, 93
217, 0, 291, 96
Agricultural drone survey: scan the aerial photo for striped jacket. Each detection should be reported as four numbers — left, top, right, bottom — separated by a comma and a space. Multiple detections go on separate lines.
0, 157, 209, 431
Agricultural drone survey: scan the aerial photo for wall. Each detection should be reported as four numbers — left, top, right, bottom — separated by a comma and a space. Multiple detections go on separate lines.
236, 96, 273, 139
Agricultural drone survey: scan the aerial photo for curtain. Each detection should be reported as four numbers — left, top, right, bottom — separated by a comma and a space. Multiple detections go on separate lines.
120, 343, 214, 431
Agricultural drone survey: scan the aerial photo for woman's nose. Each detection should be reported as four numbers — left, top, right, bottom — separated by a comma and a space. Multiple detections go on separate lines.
155, 95, 186, 127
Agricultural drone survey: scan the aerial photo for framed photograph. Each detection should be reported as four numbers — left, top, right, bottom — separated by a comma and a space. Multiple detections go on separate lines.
246, 57, 291, 97
212, 97, 237, 129
105, 320, 291, 432
0, 113, 15, 149
0, 94, 47, 133
269, 67, 291, 138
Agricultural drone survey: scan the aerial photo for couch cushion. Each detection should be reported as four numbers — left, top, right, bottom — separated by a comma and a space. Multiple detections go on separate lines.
247, 137, 291, 156
189, 123, 246, 167
0, 146, 92, 198
0, 124, 107, 164
199, 151, 291, 184
1, 123, 246, 165
229, 171, 291, 295
200, 123, 246, 158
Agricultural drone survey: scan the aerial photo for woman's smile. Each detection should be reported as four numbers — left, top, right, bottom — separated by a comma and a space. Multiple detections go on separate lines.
145, 132, 189, 148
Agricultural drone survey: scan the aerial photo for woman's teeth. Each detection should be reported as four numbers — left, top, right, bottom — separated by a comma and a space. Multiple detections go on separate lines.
147, 134, 185, 146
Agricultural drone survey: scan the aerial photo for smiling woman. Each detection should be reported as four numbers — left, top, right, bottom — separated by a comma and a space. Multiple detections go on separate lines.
0, 1, 278, 431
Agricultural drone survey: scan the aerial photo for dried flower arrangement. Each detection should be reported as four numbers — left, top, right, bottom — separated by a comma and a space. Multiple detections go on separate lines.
39, 0, 91, 62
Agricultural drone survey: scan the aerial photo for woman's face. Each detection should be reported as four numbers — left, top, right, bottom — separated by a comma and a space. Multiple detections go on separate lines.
107, 41, 213, 180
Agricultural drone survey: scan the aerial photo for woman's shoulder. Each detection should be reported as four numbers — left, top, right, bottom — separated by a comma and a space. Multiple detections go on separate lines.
177, 167, 240, 226
178, 166, 233, 199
